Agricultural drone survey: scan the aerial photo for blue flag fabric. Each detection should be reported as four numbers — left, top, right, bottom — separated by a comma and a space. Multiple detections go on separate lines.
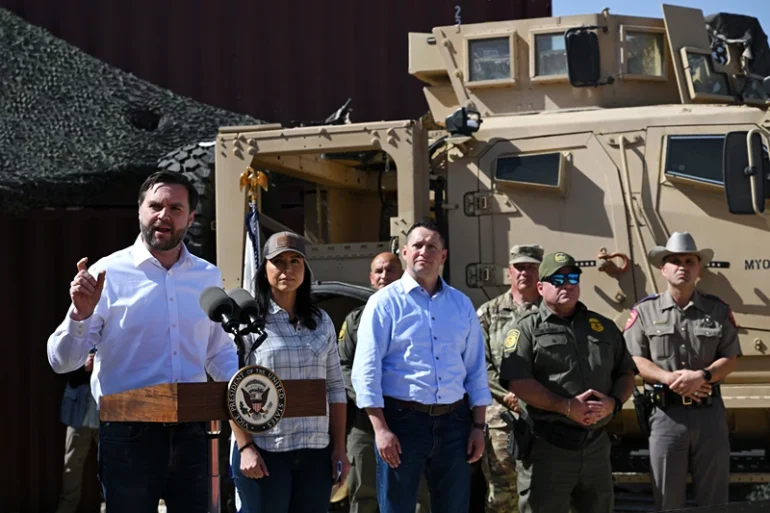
245, 200, 261, 268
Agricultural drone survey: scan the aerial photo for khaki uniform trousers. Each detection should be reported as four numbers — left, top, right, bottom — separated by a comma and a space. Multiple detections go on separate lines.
56, 425, 99, 513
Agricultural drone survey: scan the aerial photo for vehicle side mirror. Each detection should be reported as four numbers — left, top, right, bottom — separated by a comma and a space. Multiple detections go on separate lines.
565, 27, 613, 88
723, 131, 766, 214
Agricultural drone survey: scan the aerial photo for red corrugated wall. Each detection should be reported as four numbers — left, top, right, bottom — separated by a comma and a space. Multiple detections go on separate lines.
1, 0, 551, 124
0, 1, 552, 511
1, 209, 139, 512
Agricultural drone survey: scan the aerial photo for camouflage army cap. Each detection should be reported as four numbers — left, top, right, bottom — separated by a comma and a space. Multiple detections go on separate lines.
510, 244, 544, 265
263, 231, 308, 261
539, 251, 582, 280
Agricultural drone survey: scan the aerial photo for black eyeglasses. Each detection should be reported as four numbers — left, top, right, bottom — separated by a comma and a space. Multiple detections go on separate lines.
544, 273, 580, 286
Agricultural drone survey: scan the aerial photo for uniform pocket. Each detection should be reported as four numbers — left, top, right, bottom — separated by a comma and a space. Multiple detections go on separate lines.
693, 325, 722, 360
644, 324, 675, 360
533, 332, 573, 373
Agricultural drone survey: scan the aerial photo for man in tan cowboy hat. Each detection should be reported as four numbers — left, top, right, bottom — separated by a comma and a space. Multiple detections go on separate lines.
623, 232, 742, 511
476, 244, 544, 513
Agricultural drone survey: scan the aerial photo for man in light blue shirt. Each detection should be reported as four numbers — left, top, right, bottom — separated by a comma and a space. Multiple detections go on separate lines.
352, 219, 492, 513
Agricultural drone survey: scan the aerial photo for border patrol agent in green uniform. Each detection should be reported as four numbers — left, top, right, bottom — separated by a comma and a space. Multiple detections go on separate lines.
477, 244, 543, 513
623, 232, 741, 511
337, 252, 430, 513
500, 252, 637, 513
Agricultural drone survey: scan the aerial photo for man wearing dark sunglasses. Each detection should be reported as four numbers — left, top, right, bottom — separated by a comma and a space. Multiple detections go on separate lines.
476, 244, 543, 513
498, 251, 637, 513
623, 232, 740, 511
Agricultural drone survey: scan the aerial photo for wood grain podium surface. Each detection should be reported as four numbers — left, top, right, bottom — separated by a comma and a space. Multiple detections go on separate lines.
100, 380, 327, 423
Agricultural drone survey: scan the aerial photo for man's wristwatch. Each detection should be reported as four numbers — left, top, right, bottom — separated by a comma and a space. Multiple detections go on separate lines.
701, 369, 713, 383
472, 422, 489, 436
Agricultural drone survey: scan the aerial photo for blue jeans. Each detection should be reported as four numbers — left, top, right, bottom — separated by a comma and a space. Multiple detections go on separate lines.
231, 443, 333, 513
376, 399, 472, 513
97, 421, 208, 513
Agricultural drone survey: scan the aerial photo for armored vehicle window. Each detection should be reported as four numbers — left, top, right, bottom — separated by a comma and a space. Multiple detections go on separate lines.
682, 50, 730, 98
625, 31, 665, 77
665, 135, 725, 185
496, 153, 560, 186
534, 33, 568, 76
468, 37, 512, 83
735, 74, 770, 105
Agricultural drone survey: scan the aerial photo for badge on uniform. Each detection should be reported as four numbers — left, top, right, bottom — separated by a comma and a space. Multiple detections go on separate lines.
504, 329, 520, 353
589, 318, 604, 332
338, 321, 347, 342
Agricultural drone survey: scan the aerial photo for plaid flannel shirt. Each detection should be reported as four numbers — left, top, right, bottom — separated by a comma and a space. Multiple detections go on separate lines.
246, 301, 347, 452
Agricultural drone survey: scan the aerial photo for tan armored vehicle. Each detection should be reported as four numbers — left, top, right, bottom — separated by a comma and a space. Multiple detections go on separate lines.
212, 2, 770, 497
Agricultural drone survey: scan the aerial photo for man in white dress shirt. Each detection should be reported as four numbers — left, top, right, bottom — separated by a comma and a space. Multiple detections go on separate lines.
47, 170, 239, 513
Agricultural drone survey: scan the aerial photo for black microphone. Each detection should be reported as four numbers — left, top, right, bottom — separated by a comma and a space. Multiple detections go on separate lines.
227, 288, 263, 331
227, 288, 269, 359
199, 286, 242, 335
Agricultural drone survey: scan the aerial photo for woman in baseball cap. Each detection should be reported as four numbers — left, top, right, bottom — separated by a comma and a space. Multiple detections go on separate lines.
231, 231, 349, 513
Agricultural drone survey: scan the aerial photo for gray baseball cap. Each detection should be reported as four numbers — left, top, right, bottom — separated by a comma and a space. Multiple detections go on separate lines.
510, 244, 544, 265
263, 231, 308, 261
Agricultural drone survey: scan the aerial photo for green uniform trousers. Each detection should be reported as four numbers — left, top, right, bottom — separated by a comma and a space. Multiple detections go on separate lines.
515, 431, 613, 513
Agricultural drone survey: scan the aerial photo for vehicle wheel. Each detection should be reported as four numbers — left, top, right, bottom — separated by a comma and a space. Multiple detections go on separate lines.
157, 142, 217, 263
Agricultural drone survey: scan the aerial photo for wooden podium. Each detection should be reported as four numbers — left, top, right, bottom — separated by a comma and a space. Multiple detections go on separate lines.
99, 379, 327, 512
99, 379, 327, 422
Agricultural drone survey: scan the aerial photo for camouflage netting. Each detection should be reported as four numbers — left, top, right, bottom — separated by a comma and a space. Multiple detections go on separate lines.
0, 8, 264, 213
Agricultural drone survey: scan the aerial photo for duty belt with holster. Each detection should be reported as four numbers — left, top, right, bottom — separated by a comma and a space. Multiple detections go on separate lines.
646, 383, 721, 409
632, 383, 721, 437
501, 409, 605, 459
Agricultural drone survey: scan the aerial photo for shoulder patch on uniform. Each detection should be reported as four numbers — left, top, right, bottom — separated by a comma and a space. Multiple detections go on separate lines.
634, 294, 659, 306
589, 317, 605, 332
338, 320, 347, 342
623, 309, 639, 331
503, 329, 520, 353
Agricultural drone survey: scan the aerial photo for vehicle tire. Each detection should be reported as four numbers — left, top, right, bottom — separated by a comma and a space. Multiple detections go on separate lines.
157, 142, 217, 263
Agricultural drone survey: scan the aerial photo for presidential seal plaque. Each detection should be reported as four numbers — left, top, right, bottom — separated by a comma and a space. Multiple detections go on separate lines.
227, 365, 286, 433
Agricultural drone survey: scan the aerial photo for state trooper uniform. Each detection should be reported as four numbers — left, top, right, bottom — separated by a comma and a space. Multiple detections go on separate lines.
477, 244, 543, 513
500, 252, 637, 513
623, 232, 742, 510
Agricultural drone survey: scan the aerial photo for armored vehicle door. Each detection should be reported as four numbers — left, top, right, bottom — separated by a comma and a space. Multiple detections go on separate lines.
646, 125, 770, 338
460, 133, 634, 324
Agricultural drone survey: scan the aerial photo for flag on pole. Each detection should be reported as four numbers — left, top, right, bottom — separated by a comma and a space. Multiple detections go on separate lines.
243, 200, 261, 295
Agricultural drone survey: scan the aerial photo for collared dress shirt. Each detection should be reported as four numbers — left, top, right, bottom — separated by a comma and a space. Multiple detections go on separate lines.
351, 272, 492, 409
47, 236, 239, 405
245, 301, 347, 452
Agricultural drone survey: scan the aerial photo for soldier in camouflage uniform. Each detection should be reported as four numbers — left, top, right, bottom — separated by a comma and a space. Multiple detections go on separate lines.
338, 252, 430, 513
477, 244, 544, 513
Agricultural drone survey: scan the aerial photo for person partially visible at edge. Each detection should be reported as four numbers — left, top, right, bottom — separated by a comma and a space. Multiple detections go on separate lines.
351, 218, 493, 513
230, 231, 350, 513
55, 349, 99, 513
338, 252, 431, 513
500, 251, 637, 513
47, 170, 239, 513
623, 232, 741, 511
476, 244, 544, 513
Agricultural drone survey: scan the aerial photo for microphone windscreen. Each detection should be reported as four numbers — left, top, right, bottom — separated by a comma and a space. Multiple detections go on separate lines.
227, 288, 261, 319
199, 286, 234, 320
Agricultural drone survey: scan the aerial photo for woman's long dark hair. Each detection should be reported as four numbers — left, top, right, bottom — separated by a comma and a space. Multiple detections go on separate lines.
254, 259, 320, 330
